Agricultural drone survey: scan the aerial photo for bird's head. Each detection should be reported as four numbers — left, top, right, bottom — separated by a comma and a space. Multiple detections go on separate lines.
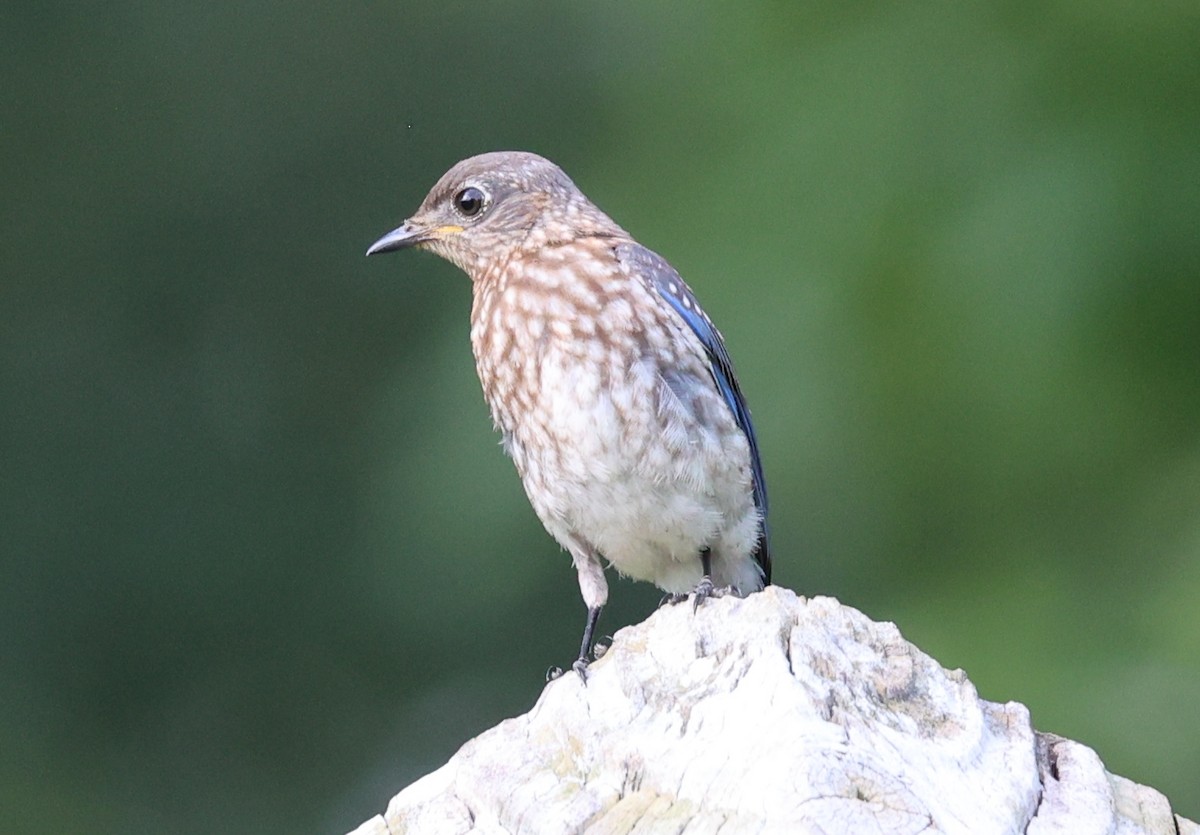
366, 151, 624, 277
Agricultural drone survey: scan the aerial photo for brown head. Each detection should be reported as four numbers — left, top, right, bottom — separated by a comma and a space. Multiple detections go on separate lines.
366, 151, 627, 279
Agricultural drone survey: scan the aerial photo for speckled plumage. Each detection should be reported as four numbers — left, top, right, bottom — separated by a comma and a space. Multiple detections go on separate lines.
368, 152, 770, 674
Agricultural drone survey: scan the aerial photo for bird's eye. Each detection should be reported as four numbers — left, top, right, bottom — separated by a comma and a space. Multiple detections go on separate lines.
453, 186, 486, 218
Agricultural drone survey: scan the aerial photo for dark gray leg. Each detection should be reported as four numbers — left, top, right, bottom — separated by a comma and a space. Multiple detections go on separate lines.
572, 605, 603, 681
692, 547, 717, 611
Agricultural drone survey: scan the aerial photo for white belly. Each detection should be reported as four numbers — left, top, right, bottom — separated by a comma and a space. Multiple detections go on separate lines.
506, 351, 762, 594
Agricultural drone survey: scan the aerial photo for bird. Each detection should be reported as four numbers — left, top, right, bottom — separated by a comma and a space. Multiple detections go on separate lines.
367, 151, 770, 678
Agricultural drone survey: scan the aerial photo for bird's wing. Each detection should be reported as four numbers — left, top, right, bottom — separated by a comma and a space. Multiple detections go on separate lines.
613, 242, 771, 582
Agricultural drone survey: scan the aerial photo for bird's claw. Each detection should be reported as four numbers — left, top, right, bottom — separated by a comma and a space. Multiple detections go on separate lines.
660, 592, 690, 607
571, 658, 590, 682
692, 576, 728, 612
548, 657, 592, 684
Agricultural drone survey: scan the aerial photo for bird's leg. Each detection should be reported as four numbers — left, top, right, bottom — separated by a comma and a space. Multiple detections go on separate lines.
572, 605, 603, 680
546, 604, 605, 683
556, 536, 608, 682
692, 546, 723, 612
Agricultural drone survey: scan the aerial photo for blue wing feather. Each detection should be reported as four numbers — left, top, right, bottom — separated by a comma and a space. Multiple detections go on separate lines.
614, 243, 771, 583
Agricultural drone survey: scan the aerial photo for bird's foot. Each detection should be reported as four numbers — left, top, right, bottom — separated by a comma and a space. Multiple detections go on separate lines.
592, 636, 611, 660
558, 604, 603, 685
660, 592, 690, 607
691, 575, 728, 612
547, 653, 595, 683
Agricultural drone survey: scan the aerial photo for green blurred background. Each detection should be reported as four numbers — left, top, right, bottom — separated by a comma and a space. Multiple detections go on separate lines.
3, 1, 1198, 831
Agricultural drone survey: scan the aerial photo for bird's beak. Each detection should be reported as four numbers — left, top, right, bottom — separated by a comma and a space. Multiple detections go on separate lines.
365, 220, 464, 256
366, 220, 426, 256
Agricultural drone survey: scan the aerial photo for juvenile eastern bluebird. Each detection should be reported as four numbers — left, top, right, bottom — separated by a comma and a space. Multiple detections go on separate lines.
367, 152, 770, 677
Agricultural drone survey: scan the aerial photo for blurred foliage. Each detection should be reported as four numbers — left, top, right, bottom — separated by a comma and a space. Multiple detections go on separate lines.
2, 1, 1198, 832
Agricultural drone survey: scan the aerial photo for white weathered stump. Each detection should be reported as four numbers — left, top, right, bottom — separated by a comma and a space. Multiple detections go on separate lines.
348, 587, 1195, 835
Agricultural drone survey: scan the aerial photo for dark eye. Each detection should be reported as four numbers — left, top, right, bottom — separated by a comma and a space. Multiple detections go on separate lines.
453, 186, 486, 218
